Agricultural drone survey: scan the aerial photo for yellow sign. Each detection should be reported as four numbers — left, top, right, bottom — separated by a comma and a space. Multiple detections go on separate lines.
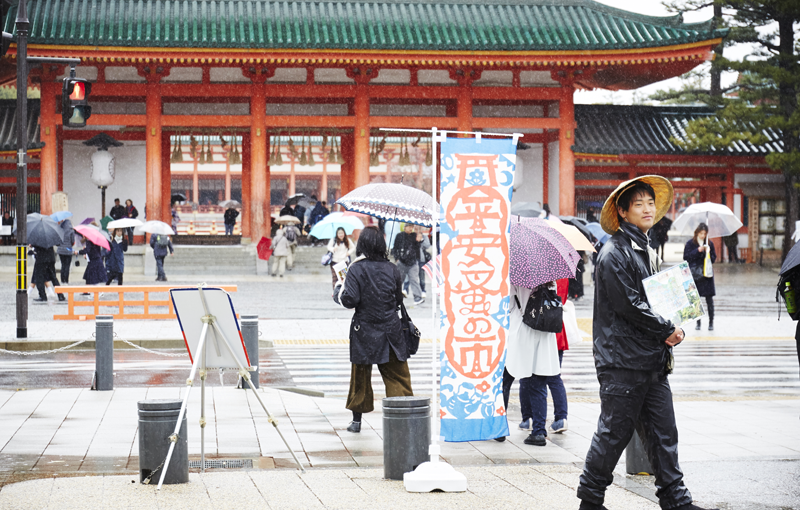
16, 246, 26, 291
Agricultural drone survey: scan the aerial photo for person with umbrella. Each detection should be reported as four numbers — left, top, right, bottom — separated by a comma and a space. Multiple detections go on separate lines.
578, 176, 714, 510
31, 244, 64, 302
326, 227, 356, 288
683, 223, 716, 331
332, 226, 414, 433
149, 231, 174, 282
171, 203, 181, 235
223, 205, 239, 236
78, 235, 107, 286
391, 223, 425, 306
105, 229, 128, 285
270, 224, 291, 278
125, 199, 139, 244
56, 218, 76, 284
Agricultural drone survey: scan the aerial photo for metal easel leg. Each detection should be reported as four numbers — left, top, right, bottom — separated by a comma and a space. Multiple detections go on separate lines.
200, 342, 207, 474
209, 321, 306, 473
156, 323, 209, 490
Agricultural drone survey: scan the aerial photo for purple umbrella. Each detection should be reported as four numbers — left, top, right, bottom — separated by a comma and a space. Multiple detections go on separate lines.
80, 217, 96, 225
509, 216, 580, 290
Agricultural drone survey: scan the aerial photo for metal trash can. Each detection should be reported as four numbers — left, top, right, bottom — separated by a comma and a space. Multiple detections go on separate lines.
382, 396, 430, 480
625, 430, 653, 475
138, 400, 188, 484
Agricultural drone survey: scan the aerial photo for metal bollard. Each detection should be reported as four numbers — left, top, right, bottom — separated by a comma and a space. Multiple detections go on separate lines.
382, 396, 430, 480
239, 314, 259, 389
95, 315, 114, 391
625, 430, 653, 475
138, 400, 188, 484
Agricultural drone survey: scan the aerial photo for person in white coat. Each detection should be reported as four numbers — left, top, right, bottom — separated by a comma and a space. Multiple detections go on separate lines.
271, 227, 291, 277
327, 227, 356, 288
499, 282, 561, 446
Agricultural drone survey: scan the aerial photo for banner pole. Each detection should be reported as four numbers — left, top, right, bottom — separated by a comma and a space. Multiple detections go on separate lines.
430, 127, 439, 464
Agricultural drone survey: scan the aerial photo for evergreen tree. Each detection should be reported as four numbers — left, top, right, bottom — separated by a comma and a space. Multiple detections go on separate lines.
652, 0, 800, 259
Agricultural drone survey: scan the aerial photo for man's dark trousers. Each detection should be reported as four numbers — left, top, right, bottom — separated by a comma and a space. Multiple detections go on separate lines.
578, 367, 692, 509
156, 256, 166, 280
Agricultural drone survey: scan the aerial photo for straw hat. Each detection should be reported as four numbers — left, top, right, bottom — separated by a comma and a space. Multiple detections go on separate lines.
600, 175, 673, 235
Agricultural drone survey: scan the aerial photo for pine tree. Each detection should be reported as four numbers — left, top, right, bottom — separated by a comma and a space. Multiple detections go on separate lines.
652, 0, 800, 259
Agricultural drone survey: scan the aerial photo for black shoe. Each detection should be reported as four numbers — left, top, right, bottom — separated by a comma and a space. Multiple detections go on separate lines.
33, 297, 47, 302
494, 436, 506, 442
524, 434, 546, 446
671, 504, 720, 510
579, 501, 608, 510
58, 294, 66, 302
708, 322, 714, 331
346, 421, 361, 433
695, 320, 701, 330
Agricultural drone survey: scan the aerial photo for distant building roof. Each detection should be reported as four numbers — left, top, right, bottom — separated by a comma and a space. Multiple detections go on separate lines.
0, 100, 43, 153
7, 0, 726, 52
574, 104, 782, 156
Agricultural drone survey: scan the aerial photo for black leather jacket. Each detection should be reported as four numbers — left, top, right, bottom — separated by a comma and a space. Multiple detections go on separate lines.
593, 226, 675, 371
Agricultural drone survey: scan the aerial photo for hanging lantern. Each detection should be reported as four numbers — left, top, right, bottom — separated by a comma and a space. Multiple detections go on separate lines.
327, 136, 338, 163
189, 136, 198, 159
230, 135, 241, 165
425, 137, 433, 167
274, 135, 283, 166
268, 135, 277, 166
205, 135, 213, 163
299, 136, 308, 166
174, 136, 184, 163
307, 136, 315, 166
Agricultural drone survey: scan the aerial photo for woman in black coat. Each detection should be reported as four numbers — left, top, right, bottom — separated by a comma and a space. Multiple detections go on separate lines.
334, 226, 414, 433
79, 239, 107, 285
684, 223, 716, 331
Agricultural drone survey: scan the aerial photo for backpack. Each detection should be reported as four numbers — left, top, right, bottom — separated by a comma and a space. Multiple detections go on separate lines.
156, 235, 170, 247
284, 226, 297, 243
777, 269, 800, 321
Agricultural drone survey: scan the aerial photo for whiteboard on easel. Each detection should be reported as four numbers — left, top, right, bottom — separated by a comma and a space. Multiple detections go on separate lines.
170, 287, 251, 369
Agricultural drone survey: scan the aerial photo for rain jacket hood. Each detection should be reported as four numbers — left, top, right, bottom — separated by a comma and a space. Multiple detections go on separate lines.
592, 221, 675, 371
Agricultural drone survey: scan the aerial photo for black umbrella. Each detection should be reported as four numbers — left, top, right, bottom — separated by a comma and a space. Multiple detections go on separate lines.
171, 193, 187, 203
560, 216, 594, 241
780, 241, 800, 276
285, 193, 305, 207
27, 213, 64, 248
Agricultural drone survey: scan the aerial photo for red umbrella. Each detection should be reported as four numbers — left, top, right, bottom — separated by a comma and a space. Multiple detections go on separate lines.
74, 224, 111, 251
256, 237, 272, 261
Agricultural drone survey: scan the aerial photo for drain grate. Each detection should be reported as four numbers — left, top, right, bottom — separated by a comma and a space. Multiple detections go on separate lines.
189, 459, 253, 469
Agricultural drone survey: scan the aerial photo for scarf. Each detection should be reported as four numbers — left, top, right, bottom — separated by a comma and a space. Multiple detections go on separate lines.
618, 221, 659, 274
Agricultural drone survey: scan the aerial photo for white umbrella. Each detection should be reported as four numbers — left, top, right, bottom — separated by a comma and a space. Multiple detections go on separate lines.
673, 202, 743, 238
107, 218, 143, 229
139, 220, 175, 235
275, 215, 300, 225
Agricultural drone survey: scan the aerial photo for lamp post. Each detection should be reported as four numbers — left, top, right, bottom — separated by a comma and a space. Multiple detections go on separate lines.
84, 133, 123, 218
14, 0, 29, 338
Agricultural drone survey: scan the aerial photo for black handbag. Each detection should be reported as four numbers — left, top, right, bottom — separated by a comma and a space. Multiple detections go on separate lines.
400, 302, 421, 356
689, 263, 704, 281
520, 286, 563, 333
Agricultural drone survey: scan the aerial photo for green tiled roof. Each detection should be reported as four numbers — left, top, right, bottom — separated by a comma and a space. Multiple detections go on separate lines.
6, 0, 726, 52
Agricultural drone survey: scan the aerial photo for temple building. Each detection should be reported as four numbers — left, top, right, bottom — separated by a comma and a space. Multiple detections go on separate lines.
4, 0, 780, 261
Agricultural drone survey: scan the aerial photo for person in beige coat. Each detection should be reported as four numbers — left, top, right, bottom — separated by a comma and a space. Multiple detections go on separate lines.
271, 227, 291, 277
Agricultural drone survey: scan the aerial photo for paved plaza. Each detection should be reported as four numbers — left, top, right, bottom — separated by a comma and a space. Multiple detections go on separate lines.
0, 264, 797, 509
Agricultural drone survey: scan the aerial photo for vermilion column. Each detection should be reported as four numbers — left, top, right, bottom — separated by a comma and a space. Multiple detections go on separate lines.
249, 74, 269, 243
144, 70, 165, 224
340, 134, 355, 196
353, 80, 371, 189
457, 80, 473, 133
161, 132, 171, 225
240, 132, 251, 239
39, 78, 58, 215
558, 84, 576, 216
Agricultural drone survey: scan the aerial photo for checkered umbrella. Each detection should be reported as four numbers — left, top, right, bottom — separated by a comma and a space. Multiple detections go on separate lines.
336, 183, 438, 228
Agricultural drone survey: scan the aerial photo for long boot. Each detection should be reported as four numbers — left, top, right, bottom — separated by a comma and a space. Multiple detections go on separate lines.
695, 319, 701, 331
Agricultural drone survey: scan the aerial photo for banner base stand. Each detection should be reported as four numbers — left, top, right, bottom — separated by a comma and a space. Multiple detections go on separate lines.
403, 461, 467, 493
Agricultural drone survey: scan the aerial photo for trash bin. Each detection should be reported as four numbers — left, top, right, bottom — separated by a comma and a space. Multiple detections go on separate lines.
138, 400, 188, 484
382, 396, 430, 480
625, 430, 653, 475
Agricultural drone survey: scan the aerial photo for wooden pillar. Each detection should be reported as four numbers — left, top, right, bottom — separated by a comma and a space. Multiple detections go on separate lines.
542, 138, 549, 207
225, 152, 232, 201
558, 83, 576, 216
289, 157, 296, 196
192, 155, 199, 203
39, 77, 59, 215
56, 126, 64, 191
240, 132, 251, 239
161, 132, 171, 225
321, 152, 328, 204
353, 80, 371, 189
142, 67, 168, 223
340, 133, 355, 196
457, 78, 473, 133
249, 72, 269, 242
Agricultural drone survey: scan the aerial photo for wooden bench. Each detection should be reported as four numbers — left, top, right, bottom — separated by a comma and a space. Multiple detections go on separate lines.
53, 285, 238, 320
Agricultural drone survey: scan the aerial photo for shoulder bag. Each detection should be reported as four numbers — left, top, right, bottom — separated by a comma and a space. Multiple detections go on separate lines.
521, 286, 563, 333
400, 302, 421, 356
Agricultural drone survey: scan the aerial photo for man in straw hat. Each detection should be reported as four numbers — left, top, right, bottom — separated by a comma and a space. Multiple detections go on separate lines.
577, 176, 715, 510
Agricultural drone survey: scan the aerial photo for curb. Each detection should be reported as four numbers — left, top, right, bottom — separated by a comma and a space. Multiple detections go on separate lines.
0, 339, 276, 352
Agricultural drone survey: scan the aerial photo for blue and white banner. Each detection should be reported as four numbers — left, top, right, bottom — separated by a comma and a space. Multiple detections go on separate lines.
438, 137, 517, 442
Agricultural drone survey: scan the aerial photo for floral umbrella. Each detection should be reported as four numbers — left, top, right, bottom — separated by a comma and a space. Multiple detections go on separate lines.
336, 182, 437, 228
509, 216, 580, 290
